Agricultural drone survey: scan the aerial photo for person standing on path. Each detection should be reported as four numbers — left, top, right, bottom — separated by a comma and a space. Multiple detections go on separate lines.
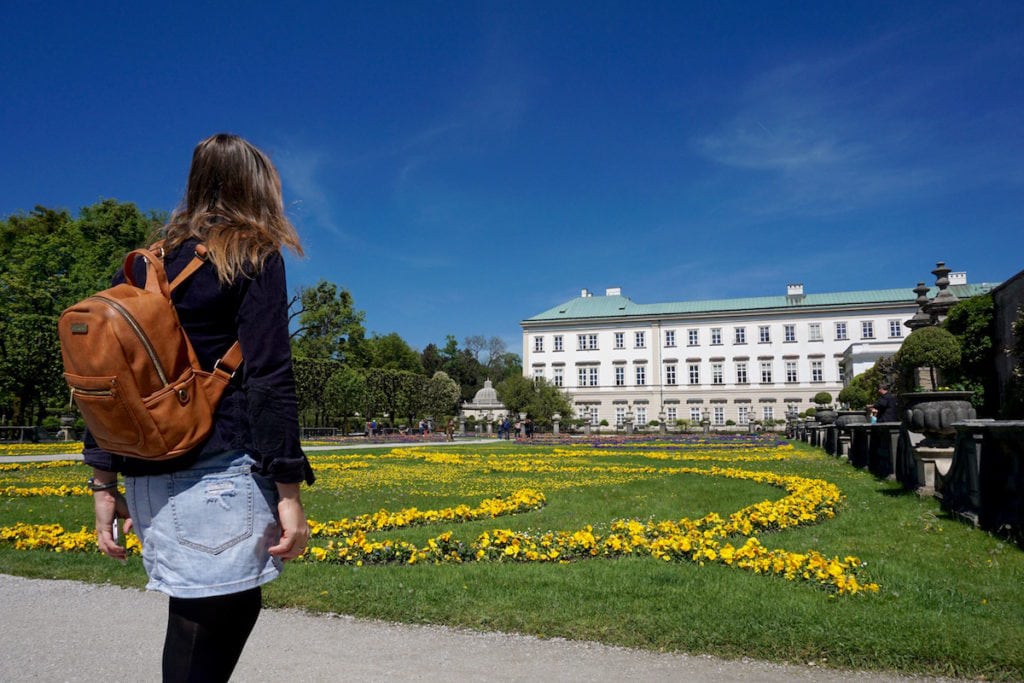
84, 133, 315, 682
873, 384, 899, 422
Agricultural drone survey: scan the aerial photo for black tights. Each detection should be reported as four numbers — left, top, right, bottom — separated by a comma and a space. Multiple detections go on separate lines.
162, 587, 262, 683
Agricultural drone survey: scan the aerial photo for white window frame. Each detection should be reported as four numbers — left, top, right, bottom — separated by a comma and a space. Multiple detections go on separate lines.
835, 321, 848, 341
760, 361, 773, 384
635, 365, 647, 386
616, 407, 626, 427
614, 332, 625, 349
553, 335, 563, 352
758, 325, 771, 343
738, 405, 750, 425
553, 368, 564, 387
635, 331, 646, 349
635, 407, 647, 426
690, 407, 702, 422
665, 364, 677, 386
734, 327, 746, 344
533, 336, 544, 353
711, 328, 722, 345
712, 363, 723, 385
889, 319, 903, 338
713, 406, 724, 426
688, 363, 700, 385
808, 322, 822, 342
615, 366, 625, 386
861, 321, 875, 339
687, 328, 699, 346
664, 330, 676, 347
785, 360, 798, 383
736, 362, 748, 384
811, 360, 824, 382
784, 324, 796, 342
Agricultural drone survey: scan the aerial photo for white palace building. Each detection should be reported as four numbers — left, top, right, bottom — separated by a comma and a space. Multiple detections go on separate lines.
520, 276, 996, 429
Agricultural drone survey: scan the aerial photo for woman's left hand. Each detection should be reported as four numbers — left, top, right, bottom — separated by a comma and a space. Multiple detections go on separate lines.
269, 483, 309, 561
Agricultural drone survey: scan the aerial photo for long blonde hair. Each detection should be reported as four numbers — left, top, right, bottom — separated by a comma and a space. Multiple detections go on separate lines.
163, 133, 303, 283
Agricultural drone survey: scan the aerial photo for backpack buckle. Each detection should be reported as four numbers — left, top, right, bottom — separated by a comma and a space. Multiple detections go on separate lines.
213, 358, 237, 379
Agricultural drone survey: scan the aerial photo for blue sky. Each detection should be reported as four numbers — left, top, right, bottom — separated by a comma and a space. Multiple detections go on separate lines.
4, 2, 1022, 355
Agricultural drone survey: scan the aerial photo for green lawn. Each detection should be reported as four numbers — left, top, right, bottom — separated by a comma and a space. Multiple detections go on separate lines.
1, 437, 1021, 680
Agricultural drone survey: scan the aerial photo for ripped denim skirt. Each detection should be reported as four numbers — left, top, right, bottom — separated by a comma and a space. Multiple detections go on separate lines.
124, 451, 282, 598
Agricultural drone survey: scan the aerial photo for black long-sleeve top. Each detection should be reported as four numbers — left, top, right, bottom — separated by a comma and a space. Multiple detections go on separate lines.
83, 238, 314, 485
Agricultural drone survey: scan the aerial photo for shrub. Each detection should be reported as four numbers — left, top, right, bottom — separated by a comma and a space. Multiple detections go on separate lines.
812, 391, 833, 406
896, 326, 962, 389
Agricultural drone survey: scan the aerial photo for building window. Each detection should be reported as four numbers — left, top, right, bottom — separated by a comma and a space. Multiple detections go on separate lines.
734, 327, 746, 344
533, 336, 544, 353
784, 324, 796, 342
760, 361, 773, 384
889, 319, 903, 338
688, 329, 699, 346
665, 364, 677, 386
614, 332, 625, 349
615, 366, 625, 386
838, 362, 845, 383
553, 368, 563, 387
811, 360, 824, 382
688, 363, 700, 385
690, 407, 702, 422
861, 321, 875, 339
763, 406, 774, 422
759, 325, 771, 343
636, 407, 647, 426
635, 366, 646, 386
615, 406, 626, 427
533, 368, 544, 380
576, 333, 598, 350
667, 406, 677, 423
835, 322, 848, 341
577, 368, 586, 386
736, 362, 748, 384
711, 328, 722, 345
809, 322, 822, 342
588, 368, 599, 387
738, 405, 750, 425
553, 335, 563, 352
664, 329, 676, 347
713, 407, 724, 426
785, 360, 798, 383
712, 363, 724, 385
635, 331, 646, 348
589, 406, 600, 426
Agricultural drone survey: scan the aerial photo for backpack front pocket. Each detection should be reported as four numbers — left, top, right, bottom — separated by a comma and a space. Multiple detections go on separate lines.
65, 372, 145, 449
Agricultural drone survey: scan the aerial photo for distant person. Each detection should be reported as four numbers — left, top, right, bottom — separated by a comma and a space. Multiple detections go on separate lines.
445, 418, 455, 441
873, 384, 898, 422
503, 417, 511, 440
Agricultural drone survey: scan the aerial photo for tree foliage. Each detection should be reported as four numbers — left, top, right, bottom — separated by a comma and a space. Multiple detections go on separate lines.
943, 295, 996, 412
495, 375, 573, 427
0, 201, 157, 424
896, 326, 962, 390
289, 280, 365, 364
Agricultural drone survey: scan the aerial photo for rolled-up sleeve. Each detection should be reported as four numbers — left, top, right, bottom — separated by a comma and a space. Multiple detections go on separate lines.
237, 253, 314, 485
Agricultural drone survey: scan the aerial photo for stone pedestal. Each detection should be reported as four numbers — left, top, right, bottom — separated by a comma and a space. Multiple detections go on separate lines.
914, 445, 954, 495
823, 426, 838, 456
900, 391, 976, 494
848, 424, 870, 468
867, 423, 901, 480
941, 421, 1024, 533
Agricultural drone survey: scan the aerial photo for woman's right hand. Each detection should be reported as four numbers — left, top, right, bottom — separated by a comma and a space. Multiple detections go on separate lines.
93, 485, 133, 561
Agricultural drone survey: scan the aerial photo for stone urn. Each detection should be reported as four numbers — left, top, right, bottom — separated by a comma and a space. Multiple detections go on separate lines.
814, 408, 838, 425
902, 391, 976, 444
835, 410, 868, 428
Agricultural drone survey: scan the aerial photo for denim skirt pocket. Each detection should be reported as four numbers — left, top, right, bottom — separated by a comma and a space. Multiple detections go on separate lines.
168, 465, 254, 555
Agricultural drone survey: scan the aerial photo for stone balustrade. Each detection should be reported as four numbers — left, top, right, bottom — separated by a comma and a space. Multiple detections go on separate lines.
941, 420, 1024, 534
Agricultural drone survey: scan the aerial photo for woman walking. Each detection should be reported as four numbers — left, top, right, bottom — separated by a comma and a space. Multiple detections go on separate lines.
84, 133, 314, 681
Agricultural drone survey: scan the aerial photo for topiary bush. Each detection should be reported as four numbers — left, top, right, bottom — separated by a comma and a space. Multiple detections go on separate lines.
812, 391, 833, 406
896, 326, 962, 390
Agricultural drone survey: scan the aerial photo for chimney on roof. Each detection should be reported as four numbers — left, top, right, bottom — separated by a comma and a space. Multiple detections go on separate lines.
580, 288, 591, 298
606, 287, 621, 296
949, 271, 967, 285
787, 283, 804, 296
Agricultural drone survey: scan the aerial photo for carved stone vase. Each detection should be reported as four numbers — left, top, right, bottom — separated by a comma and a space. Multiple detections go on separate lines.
814, 408, 838, 425
902, 391, 976, 445
835, 410, 868, 429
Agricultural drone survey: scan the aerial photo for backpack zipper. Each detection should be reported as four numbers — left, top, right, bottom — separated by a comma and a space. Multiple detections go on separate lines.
89, 295, 171, 386
71, 386, 114, 397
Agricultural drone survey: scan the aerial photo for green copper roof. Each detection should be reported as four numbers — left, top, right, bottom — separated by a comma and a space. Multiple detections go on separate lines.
523, 283, 998, 323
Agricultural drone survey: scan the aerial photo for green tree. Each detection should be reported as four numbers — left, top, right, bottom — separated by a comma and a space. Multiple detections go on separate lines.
944, 294, 996, 412
423, 371, 461, 420
496, 375, 573, 427
0, 202, 155, 424
289, 280, 365, 364
895, 326, 962, 390
323, 365, 364, 432
365, 332, 423, 373
292, 357, 341, 427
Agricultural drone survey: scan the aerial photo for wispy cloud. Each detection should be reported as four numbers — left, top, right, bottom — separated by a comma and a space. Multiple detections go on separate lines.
693, 15, 1023, 219
272, 144, 347, 240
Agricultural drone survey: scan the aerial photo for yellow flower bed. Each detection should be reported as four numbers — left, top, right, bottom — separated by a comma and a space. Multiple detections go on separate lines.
0, 439, 878, 594
0, 443, 84, 456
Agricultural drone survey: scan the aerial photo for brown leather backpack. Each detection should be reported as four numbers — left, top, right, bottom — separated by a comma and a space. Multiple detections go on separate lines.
58, 243, 242, 460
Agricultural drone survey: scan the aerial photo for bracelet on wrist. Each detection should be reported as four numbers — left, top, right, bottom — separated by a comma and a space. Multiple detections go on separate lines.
86, 477, 118, 492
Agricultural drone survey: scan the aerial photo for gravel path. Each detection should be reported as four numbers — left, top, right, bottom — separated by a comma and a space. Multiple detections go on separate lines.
0, 573, 957, 682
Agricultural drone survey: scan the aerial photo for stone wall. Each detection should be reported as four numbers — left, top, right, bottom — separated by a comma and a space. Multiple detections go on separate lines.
992, 269, 1024, 417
